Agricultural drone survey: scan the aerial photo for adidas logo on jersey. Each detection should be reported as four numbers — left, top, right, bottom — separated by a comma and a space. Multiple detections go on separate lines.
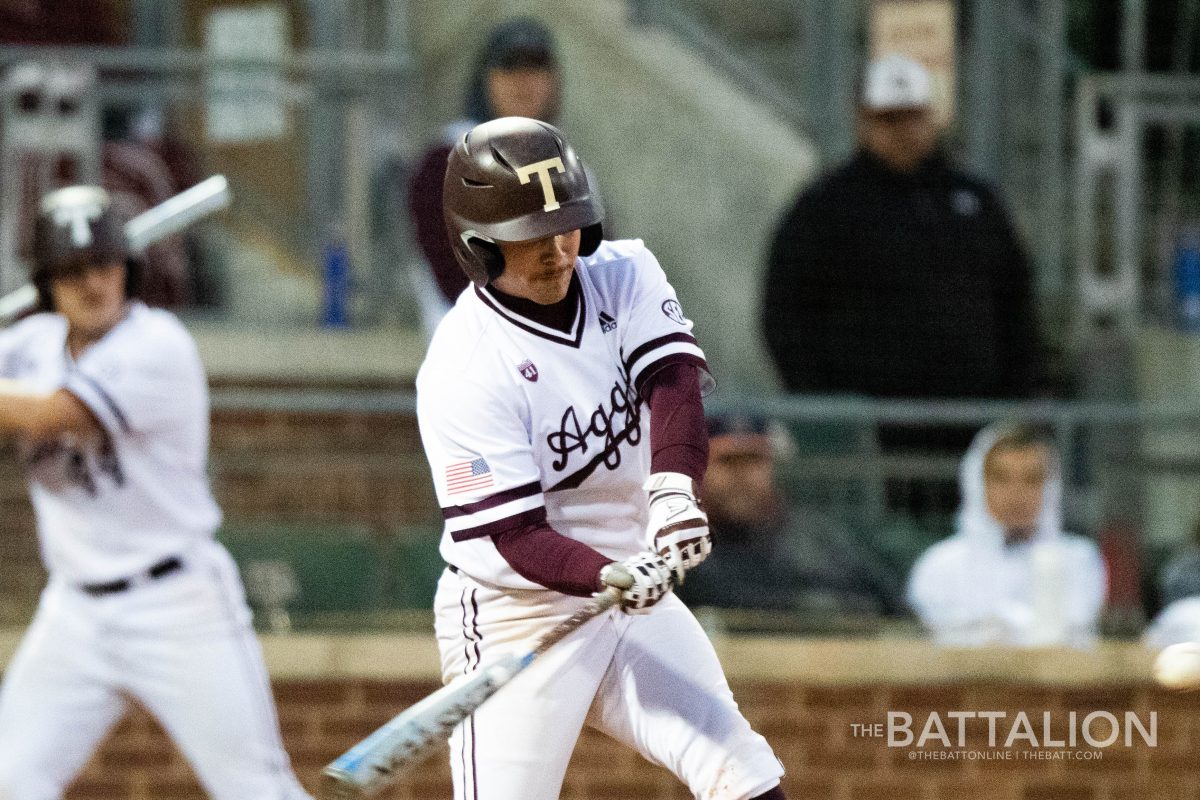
599, 311, 617, 333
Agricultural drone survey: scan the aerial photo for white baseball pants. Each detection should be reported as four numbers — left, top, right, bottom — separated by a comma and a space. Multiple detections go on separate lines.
434, 566, 784, 800
0, 541, 309, 800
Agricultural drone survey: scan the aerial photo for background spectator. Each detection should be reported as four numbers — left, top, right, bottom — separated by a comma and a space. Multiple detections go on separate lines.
906, 423, 1107, 647
100, 104, 214, 308
761, 54, 1047, 455
1145, 539, 1200, 649
101, 139, 191, 306
677, 411, 904, 616
407, 17, 562, 311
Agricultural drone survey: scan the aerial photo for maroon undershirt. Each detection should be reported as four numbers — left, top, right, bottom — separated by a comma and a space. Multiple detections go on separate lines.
485, 273, 581, 331
485, 279, 708, 595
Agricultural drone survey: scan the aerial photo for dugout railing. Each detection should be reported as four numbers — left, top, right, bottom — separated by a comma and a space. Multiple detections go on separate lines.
0, 35, 421, 326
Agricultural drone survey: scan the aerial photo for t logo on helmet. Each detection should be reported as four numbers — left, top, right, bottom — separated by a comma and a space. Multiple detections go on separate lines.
46, 195, 105, 248
515, 157, 566, 212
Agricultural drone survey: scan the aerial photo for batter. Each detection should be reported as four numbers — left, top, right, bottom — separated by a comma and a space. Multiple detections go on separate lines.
0, 186, 310, 799
418, 117, 786, 800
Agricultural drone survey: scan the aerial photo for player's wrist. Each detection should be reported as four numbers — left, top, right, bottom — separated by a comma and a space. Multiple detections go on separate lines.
643, 472, 697, 499
643, 472, 711, 586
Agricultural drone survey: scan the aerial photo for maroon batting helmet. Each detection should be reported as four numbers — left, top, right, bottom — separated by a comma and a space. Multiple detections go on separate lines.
31, 185, 140, 311
443, 116, 604, 285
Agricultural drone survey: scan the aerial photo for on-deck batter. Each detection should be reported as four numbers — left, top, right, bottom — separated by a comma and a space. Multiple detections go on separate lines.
418, 117, 787, 800
0, 186, 310, 799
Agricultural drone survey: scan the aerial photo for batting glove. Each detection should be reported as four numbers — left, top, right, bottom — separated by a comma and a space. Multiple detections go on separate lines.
644, 472, 711, 584
599, 553, 674, 613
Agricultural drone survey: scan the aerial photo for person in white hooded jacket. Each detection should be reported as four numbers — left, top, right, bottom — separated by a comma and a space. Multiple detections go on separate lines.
1145, 544, 1200, 649
907, 423, 1107, 647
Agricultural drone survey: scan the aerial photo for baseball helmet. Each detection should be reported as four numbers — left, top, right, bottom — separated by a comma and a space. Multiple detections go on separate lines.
443, 116, 604, 285
31, 185, 140, 310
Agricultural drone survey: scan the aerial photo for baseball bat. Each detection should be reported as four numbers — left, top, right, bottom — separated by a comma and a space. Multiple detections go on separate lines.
319, 586, 623, 800
0, 175, 232, 325
125, 175, 230, 252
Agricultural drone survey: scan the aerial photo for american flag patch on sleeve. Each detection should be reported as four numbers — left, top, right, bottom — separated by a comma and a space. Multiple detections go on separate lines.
445, 457, 494, 495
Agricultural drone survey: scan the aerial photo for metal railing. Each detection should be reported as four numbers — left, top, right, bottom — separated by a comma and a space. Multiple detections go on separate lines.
0, 42, 422, 330
0, 45, 411, 75
627, 0, 812, 134
1, 390, 1191, 633
205, 387, 1200, 608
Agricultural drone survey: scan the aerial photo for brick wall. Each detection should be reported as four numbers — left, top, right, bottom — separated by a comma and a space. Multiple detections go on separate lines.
209, 408, 437, 527
0, 407, 439, 534
59, 677, 1200, 800
0, 408, 441, 622
0, 445, 45, 625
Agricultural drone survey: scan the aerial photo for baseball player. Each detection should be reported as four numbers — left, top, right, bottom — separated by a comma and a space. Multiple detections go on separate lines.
0, 186, 310, 799
417, 117, 787, 800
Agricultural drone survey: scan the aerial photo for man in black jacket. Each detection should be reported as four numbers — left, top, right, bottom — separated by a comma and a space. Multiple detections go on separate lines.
762, 55, 1045, 412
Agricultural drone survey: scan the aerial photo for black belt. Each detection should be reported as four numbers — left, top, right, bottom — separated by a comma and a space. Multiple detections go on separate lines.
80, 556, 184, 597
448, 564, 460, 575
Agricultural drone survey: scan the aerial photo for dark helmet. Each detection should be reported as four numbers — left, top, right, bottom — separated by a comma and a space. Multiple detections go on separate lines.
443, 116, 604, 285
31, 185, 140, 310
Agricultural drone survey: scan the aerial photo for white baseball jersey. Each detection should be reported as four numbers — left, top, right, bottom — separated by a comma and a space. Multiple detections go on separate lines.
417, 239, 711, 587
0, 302, 309, 800
422, 238, 784, 800
0, 302, 221, 583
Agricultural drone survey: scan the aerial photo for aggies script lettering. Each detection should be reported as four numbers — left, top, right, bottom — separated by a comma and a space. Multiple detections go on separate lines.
545, 379, 640, 490
24, 436, 125, 496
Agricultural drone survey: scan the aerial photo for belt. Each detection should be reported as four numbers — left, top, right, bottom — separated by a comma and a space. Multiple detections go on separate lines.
80, 556, 184, 597
448, 564, 460, 575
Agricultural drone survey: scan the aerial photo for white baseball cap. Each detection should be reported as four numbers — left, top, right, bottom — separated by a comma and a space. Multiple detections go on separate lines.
862, 54, 933, 111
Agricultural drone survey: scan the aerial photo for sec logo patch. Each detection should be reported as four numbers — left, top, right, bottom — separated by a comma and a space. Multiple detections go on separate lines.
661, 299, 686, 325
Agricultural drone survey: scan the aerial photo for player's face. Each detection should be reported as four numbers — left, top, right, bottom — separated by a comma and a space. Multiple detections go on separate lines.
50, 261, 128, 340
983, 442, 1050, 538
701, 435, 777, 526
493, 230, 580, 304
858, 107, 939, 174
487, 67, 557, 120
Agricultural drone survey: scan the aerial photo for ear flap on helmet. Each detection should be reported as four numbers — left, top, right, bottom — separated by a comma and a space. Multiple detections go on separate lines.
468, 238, 505, 282
33, 271, 54, 312
124, 256, 143, 300
453, 231, 505, 285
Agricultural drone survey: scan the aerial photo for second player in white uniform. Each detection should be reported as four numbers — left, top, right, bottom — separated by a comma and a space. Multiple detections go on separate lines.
418, 117, 786, 800
0, 186, 310, 799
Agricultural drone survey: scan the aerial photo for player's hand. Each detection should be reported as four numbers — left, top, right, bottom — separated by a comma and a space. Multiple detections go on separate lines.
599, 553, 674, 614
643, 472, 711, 584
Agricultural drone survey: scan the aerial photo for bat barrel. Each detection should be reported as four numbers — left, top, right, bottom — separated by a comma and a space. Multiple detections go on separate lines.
124, 175, 231, 252
318, 655, 524, 798
0, 284, 38, 324
318, 591, 620, 798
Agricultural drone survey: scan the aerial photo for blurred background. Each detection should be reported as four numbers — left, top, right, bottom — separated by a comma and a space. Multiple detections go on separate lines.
0, 1, 1198, 798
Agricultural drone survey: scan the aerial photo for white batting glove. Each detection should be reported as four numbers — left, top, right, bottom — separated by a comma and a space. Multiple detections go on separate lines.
599, 553, 674, 614
643, 472, 711, 584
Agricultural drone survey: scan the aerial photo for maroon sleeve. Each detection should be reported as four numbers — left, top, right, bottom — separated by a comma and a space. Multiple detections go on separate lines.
644, 362, 708, 484
408, 144, 471, 303
491, 523, 614, 597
